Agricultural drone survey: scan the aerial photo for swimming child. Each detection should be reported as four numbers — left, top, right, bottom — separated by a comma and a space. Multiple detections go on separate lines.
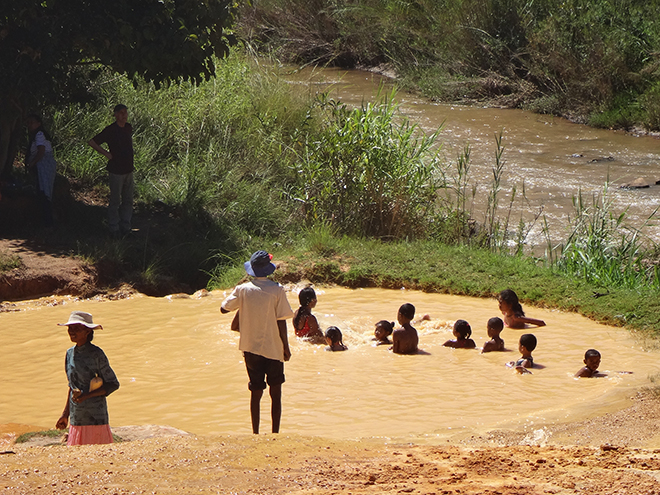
481, 317, 505, 353
507, 333, 537, 373
293, 286, 324, 343
325, 326, 347, 351
392, 303, 419, 354
373, 320, 395, 345
575, 349, 602, 377
497, 289, 546, 329
443, 319, 476, 349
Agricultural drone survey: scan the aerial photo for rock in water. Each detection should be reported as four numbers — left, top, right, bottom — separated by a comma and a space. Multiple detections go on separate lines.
620, 178, 650, 189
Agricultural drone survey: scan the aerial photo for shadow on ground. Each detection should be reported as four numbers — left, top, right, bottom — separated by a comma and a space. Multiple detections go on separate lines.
1, 175, 234, 299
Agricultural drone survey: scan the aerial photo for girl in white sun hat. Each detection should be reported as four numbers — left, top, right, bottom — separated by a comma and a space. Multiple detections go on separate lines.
55, 311, 120, 445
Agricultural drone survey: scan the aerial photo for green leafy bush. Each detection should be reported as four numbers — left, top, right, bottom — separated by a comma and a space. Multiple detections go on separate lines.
293, 89, 444, 239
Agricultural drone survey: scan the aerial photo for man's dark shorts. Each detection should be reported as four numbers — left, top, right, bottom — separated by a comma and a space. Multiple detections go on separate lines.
244, 351, 285, 391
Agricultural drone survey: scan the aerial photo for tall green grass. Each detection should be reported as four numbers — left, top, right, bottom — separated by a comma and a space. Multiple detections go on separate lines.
293, 89, 444, 239
549, 185, 660, 291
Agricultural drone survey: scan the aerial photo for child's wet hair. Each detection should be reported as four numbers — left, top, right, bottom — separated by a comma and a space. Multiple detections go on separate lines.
294, 286, 316, 329
498, 289, 525, 316
453, 319, 472, 338
584, 349, 601, 359
398, 303, 415, 320
375, 320, 395, 336
325, 326, 343, 344
520, 333, 537, 351
487, 317, 504, 332
298, 286, 316, 307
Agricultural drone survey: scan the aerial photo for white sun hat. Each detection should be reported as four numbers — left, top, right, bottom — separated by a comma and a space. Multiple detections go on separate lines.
57, 311, 103, 329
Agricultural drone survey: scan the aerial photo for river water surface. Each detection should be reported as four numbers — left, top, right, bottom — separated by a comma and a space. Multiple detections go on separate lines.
287, 68, 660, 245
1, 287, 658, 443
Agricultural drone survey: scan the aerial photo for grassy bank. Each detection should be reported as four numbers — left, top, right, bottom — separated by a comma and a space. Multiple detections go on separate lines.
239, 0, 660, 130
210, 238, 660, 338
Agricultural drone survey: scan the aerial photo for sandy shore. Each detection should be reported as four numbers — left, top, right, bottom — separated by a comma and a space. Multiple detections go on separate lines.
2, 393, 660, 494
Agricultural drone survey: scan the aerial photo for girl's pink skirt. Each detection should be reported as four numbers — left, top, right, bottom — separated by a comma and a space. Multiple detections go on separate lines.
67, 425, 114, 446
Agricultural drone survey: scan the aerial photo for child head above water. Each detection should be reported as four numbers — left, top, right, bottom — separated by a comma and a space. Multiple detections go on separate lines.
575, 348, 602, 378
487, 317, 504, 338
584, 348, 601, 371
325, 326, 346, 351
453, 319, 472, 339
298, 286, 317, 308
497, 289, 524, 316
519, 333, 537, 354
397, 303, 415, 324
374, 320, 395, 342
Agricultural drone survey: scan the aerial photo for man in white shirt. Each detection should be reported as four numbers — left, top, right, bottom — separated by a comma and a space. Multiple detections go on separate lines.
221, 251, 293, 434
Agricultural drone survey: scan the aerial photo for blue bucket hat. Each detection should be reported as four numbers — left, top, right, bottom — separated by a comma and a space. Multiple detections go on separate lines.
244, 250, 276, 277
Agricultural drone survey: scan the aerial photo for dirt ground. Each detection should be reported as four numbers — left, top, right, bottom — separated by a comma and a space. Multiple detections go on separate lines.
2, 393, 660, 494
2, 426, 660, 494
0, 238, 98, 302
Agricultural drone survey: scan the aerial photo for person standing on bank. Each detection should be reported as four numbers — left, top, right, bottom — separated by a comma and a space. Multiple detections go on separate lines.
88, 104, 134, 237
221, 251, 294, 434
26, 114, 56, 227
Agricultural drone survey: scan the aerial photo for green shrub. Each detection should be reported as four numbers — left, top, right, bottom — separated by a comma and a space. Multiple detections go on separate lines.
294, 88, 444, 239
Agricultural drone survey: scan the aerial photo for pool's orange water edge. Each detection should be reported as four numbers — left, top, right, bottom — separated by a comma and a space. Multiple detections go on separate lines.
1, 286, 658, 444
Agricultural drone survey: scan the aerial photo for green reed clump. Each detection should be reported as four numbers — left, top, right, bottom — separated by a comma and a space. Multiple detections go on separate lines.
551, 184, 660, 291
432, 133, 540, 254
293, 88, 444, 239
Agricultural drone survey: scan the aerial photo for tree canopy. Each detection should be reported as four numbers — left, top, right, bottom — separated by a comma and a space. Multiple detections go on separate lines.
0, 0, 238, 174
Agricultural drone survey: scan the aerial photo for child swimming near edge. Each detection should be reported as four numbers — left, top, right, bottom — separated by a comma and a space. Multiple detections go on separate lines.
497, 289, 546, 329
325, 326, 347, 351
392, 303, 419, 355
507, 333, 537, 374
575, 349, 603, 377
373, 320, 395, 345
293, 286, 325, 344
443, 319, 476, 349
481, 317, 505, 353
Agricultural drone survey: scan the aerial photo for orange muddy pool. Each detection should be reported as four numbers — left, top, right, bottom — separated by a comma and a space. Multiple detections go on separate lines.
1, 286, 658, 444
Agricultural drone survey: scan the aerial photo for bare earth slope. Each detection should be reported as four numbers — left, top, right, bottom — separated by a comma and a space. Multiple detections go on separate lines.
0, 238, 98, 302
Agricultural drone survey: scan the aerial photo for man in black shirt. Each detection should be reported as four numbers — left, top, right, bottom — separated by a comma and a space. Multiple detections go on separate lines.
88, 104, 135, 237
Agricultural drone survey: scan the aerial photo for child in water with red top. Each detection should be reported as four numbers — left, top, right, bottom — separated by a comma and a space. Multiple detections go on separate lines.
293, 286, 324, 343
443, 319, 476, 349
497, 289, 546, 329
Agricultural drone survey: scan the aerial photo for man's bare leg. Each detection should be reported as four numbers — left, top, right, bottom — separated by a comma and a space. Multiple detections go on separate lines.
250, 389, 264, 434
270, 384, 282, 433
